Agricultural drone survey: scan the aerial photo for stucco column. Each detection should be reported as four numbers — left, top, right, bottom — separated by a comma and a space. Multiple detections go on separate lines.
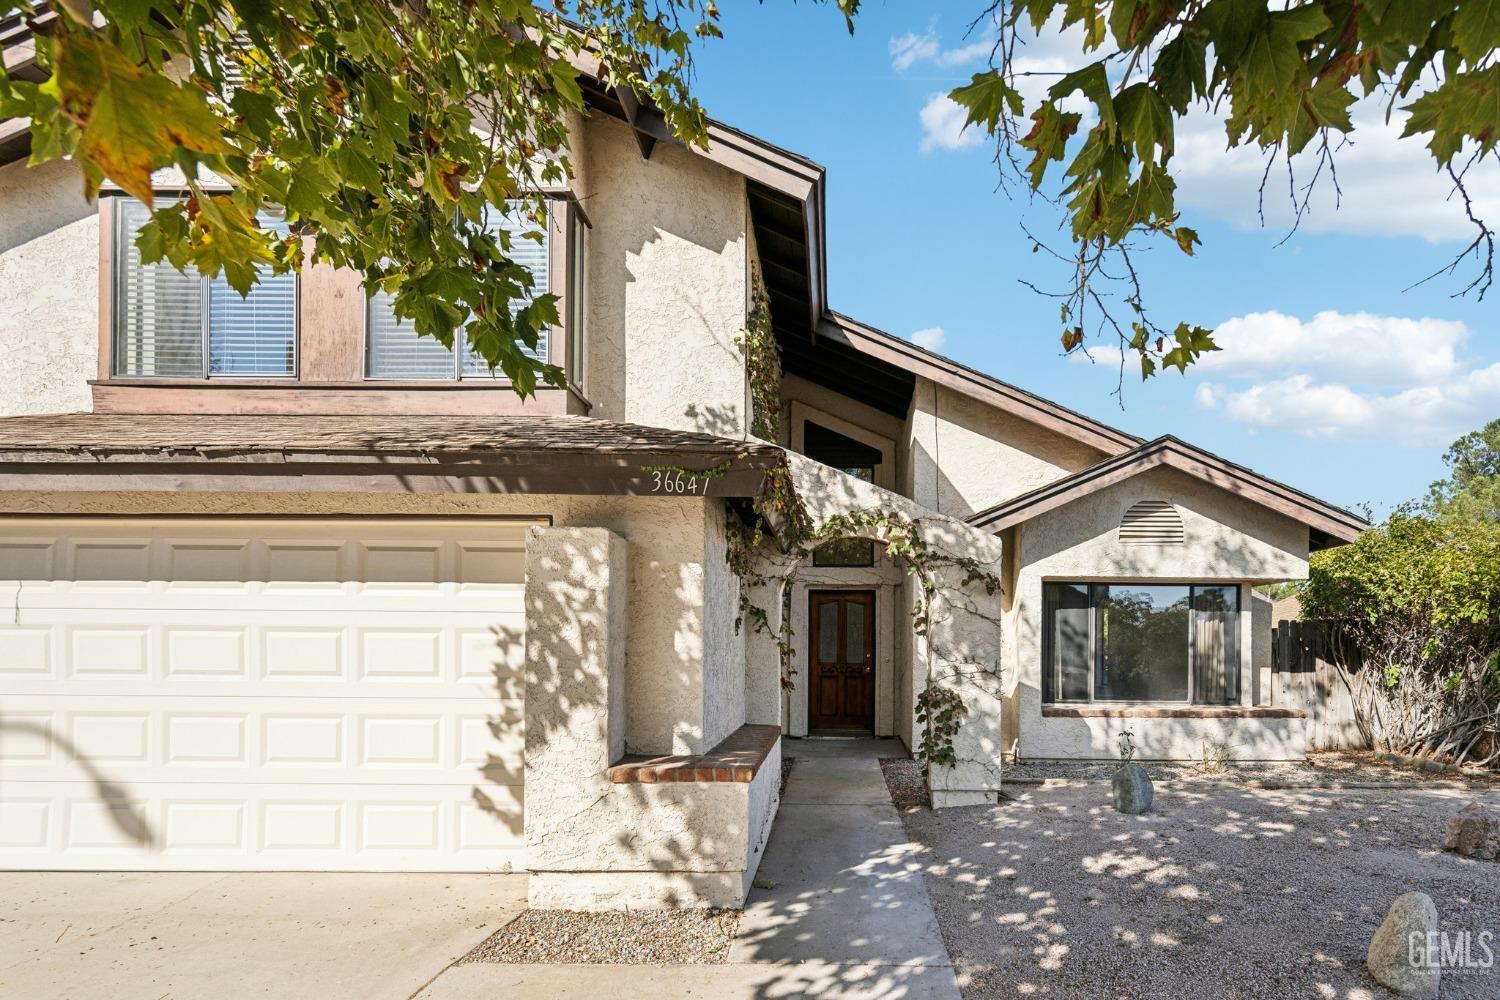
522, 526, 629, 863
921, 525, 1007, 808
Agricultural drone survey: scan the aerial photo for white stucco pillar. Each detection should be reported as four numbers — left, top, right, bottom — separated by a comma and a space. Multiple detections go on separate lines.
924, 545, 1007, 808
522, 526, 629, 866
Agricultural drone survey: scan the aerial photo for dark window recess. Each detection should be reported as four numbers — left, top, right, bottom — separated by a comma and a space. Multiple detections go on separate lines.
1042, 582, 1241, 705
804, 421, 883, 468
804, 422, 880, 568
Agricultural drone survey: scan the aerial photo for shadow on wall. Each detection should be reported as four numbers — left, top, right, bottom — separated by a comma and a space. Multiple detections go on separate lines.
470, 623, 528, 845
0, 715, 158, 849
0, 158, 98, 254
584, 118, 745, 436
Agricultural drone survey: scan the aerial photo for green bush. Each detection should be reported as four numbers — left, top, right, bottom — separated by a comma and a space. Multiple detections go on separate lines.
1302, 513, 1500, 766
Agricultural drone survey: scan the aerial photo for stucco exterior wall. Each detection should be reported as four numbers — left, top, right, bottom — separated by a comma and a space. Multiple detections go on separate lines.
1007, 466, 1312, 761
905, 377, 1108, 519
0, 158, 99, 418
701, 500, 747, 750
575, 115, 749, 437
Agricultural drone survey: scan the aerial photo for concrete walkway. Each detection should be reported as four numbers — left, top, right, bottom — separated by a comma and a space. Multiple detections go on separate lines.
0, 872, 526, 1000
422, 737, 961, 999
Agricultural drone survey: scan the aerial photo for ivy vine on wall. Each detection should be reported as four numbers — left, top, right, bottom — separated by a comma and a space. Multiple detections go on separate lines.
726, 459, 1000, 769
736, 267, 781, 442
729, 261, 1000, 771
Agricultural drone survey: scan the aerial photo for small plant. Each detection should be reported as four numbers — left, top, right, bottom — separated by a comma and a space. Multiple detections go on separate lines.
1195, 739, 1237, 775
915, 684, 968, 768
1116, 729, 1137, 766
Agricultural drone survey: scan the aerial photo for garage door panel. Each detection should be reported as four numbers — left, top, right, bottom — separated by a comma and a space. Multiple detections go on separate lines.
0, 518, 529, 873
4, 782, 524, 871
3, 695, 521, 783
1, 617, 521, 696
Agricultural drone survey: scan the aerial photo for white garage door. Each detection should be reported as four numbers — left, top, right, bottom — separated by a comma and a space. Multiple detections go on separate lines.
0, 518, 531, 872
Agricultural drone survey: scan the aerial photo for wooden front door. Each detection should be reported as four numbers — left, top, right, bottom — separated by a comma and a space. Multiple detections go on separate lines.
808, 590, 876, 732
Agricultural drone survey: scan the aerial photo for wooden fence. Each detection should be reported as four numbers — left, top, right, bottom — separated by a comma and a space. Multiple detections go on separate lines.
1272, 619, 1369, 751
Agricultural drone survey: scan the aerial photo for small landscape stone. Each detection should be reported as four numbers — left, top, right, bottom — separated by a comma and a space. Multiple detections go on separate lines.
1443, 801, 1500, 861
1112, 762, 1154, 814
1366, 892, 1440, 998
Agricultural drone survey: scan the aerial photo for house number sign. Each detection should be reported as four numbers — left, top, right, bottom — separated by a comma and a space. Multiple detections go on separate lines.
648, 469, 710, 495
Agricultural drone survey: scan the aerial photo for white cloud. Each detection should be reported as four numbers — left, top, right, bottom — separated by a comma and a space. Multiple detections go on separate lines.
919, 94, 983, 153
1172, 98, 1500, 243
889, 26, 994, 73
904, 17, 1094, 154
1196, 310, 1469, 386
890, 30, 940, 72
1189, 310, 1500, 445
1196, 367, 1500, 445
894, 17, 1498, 241
911, 326, 947, 351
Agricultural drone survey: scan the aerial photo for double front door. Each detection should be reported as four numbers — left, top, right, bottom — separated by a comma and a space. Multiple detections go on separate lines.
808, 590, 875, 732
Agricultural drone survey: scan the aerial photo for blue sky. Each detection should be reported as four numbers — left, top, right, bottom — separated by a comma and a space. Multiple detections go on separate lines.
688, 2, 1500, 518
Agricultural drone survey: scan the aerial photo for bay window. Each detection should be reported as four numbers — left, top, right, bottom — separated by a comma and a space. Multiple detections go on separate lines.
1042, 582, 1241, 705
113, 199, 296, 378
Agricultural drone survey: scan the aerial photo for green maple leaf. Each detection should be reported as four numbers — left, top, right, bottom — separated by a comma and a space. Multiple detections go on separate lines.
1020, 103, 1083, 189
950, 70, 1024, 135
1402, 65, 1500, 164
51, 33, 229, 203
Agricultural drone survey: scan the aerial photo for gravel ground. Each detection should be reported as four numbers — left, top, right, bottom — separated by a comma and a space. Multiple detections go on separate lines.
461, 907, 741, 965
1005, 750, 1500, 790
886, 773, 1500, 999
881, 757, 928, 810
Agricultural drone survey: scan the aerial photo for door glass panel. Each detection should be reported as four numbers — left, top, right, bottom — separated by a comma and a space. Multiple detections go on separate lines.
817, 602, 839, 663
1044, 582, 1092, 701
1192, 585, 1240, 705
845, 599, 866, 664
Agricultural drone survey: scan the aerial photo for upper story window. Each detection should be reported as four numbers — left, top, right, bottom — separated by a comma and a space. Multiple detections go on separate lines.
805, 421, 883, 568
365, 201, 553, 381
113, 198, 296, 378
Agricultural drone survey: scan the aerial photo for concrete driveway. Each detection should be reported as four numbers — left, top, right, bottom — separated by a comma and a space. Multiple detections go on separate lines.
0, 872, 526, 1000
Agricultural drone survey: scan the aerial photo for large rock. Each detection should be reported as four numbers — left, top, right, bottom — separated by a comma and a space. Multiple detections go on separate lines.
1367, 892, 1440, 998
1111, 762, 1153, 814
1444, 801, 1500, 860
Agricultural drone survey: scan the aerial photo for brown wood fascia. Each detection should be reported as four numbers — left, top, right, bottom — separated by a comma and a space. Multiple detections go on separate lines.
0, 446, 777, 498
818, 314, 1140, 455
970, 439, 1366, 543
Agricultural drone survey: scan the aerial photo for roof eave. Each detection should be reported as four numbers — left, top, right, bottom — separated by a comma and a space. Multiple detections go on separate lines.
967, 436, 1368, 547
819, 312, 1142, 455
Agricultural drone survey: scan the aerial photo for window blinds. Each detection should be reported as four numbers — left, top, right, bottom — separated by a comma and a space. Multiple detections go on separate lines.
366, 201, 550, 380
116, 200, 203, 377
115, 199, 295, 378
208, 211, 294, 375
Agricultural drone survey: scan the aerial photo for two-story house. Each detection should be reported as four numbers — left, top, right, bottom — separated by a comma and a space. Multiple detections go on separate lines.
0, 25, 1365, 909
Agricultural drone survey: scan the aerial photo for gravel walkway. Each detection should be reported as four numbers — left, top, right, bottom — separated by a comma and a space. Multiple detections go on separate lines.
461, 908, 741, 965
886, 770, 1500, 999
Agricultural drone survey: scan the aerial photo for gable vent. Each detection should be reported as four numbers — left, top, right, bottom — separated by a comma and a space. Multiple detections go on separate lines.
1119, 500, 1184, 545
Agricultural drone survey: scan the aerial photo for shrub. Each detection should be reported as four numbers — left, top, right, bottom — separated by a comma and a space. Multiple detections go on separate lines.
1302, 513, 1500, 767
